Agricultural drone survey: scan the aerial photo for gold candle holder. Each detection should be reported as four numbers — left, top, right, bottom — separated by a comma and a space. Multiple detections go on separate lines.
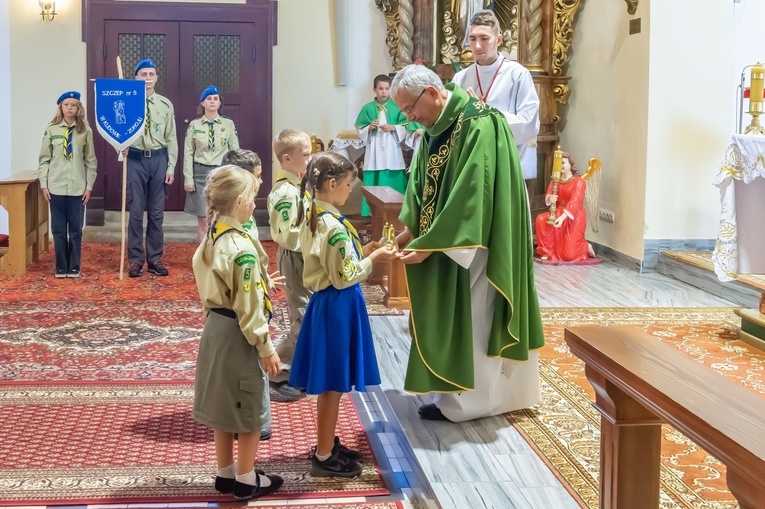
547, 147, 563, 225
746, 63, 765, 135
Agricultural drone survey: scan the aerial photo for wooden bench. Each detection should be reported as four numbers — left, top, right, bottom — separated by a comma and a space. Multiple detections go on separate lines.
565, 326, 765, 509
360, 185, 409, 309
0, 170, 50, 275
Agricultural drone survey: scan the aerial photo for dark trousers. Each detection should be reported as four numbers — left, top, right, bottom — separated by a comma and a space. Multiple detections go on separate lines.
49, 194, 85, 274
127, 154, 168, 265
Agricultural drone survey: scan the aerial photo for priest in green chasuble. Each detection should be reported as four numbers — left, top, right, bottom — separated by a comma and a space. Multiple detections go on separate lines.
390, 64, 544, 422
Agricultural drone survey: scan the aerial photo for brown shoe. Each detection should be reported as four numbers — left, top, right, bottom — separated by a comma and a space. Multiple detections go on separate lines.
127, 263, 143, 278
148, 261, 168, 276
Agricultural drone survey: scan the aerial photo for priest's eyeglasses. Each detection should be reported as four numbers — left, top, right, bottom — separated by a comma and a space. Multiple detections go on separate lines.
401, 89, 426, 115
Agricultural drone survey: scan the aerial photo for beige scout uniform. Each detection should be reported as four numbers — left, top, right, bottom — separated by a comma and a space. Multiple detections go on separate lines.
183, 116, 240, 217
243, 217, 270, 277
192, 216, 274, 433
266, 171, 311, 382
38, 122, 98, 196
131, 92, 178, 173
300, 200, 373, 292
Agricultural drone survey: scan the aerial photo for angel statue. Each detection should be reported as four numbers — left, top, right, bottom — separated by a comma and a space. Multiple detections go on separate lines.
535, 151, 603, 263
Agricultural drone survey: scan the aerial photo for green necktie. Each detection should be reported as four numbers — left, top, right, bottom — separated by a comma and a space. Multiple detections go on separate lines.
145, 102, 152, 135
208, 121, 215, 150
64, 125, 73, 160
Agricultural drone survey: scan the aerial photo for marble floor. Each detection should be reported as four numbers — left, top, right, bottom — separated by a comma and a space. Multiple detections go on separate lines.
0, 259, 738, 509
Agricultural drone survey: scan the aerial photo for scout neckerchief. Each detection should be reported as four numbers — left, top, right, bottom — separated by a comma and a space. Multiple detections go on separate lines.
475, 58, 504, 102
64, 125, 74, 160
207, 120, 215, 150
210, 220, 272, 322
276, 172, 312, 201
310, 205, 363, 260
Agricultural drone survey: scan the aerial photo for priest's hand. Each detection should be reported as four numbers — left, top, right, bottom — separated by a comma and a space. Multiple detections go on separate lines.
414, 129, 424, 137
380, 124, 395, 132
370, 120, 380, 129
395, 228, 414, 250
398, 249, 432, 264
553, 215, 567, 228
466, 87, 478, 99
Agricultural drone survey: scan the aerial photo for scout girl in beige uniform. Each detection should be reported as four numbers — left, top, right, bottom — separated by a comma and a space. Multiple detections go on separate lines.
191, 165, 282, 500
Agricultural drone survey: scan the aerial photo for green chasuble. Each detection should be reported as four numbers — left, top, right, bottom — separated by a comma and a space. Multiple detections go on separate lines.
400, 83, 544, 394
355, 98, 409, 130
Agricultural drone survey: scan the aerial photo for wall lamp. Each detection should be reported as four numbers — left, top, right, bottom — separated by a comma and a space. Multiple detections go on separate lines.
39, 1, 57, 21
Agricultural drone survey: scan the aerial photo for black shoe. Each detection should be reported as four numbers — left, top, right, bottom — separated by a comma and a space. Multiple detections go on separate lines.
66, 269, 80, 278
147, 261, 169, 276
55, 270, 67, 278
418, 403, 450, 421
232, 473, 284, 500
127, 263, 143, 278
334, 436, 363, 462
269, 380, 303, 400
214, 476, 235, 494
260, 427, 272, 441
311, 445, 363, 477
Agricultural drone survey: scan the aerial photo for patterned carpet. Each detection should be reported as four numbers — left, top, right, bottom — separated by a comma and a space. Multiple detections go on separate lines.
0, 382, 388, 506
509, 307, 761, 509
663, 250, 765, 291
0, 241, 398, 505
0, 242, 403, 315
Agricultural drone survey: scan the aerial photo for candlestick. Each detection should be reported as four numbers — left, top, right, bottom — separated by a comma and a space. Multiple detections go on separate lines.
547, 147, 564, 225
746, 62, 765, 135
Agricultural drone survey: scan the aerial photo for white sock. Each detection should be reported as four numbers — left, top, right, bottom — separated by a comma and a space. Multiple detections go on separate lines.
217, 462, 236, 478
236, 469, 257, 486
315, 451, 331, 462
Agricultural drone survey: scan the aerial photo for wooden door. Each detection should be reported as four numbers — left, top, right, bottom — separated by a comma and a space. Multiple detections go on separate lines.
178, 21, 271, 203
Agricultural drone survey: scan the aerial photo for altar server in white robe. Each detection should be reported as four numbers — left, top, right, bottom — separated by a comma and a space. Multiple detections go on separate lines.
452, 9, 540, 180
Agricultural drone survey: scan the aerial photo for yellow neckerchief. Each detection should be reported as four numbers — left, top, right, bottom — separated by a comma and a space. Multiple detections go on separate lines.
309, 205, 363, 260
210, 220, 272, 321
276, 172, 312, 201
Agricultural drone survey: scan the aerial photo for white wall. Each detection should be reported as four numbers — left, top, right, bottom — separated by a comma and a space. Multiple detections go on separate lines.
560, 0, 650, 260
643, 0, 734, 240
0, 0, 11, 233
7, 0, 391, 184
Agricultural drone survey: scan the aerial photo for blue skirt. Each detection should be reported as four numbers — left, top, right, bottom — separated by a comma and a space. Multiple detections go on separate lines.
289, 284, 381, 394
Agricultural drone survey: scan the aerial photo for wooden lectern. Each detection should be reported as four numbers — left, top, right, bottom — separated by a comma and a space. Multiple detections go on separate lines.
0, 170, 50, 275
360, 186, 409, 309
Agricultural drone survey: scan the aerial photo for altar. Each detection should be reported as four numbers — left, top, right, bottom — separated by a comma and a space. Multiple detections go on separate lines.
712, 134, 765, 280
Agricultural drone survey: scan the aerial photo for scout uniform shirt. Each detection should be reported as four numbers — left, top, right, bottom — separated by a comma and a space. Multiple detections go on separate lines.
300, 200, 373, 292
243, 216, 270, 280
267, 171, 305, 252
182, 115, 240, 186
132, 92, 178, 175
192, 216, 275, 357
38, 122, 98, 196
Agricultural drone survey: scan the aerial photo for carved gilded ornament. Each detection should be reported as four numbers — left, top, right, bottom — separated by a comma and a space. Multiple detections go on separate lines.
552, 0, 581, 76
624, 0, 638, 15
375, 0, 403, 70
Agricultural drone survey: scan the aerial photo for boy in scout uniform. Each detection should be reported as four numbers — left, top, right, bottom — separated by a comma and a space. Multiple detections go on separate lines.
266, 129, 312, 399
125, 58, 178, 278
184, 86, 240, 241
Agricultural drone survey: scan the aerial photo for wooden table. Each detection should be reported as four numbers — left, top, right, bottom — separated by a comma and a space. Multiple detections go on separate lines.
360, 185, 409, 309
0, 171, 49, 275
565, 326, 765, 509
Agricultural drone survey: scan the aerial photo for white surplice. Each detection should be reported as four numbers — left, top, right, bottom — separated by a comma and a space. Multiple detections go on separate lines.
452, 56, 540, 180
356, 108, 406, 172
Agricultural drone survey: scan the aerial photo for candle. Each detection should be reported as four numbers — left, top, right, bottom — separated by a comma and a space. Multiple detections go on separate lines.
551, 147, 563, 181
750, 62, 764, 114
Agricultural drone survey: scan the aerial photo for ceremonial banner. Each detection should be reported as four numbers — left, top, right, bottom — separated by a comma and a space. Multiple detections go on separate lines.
93, 78, 146, 154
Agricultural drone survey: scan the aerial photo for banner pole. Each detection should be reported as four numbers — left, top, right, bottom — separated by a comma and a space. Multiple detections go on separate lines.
117, 56, 127, 280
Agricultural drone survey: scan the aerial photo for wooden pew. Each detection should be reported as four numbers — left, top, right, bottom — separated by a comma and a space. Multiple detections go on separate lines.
565, 326, 765, 509
360, 185, 409, 309
0, 171, 49, 275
